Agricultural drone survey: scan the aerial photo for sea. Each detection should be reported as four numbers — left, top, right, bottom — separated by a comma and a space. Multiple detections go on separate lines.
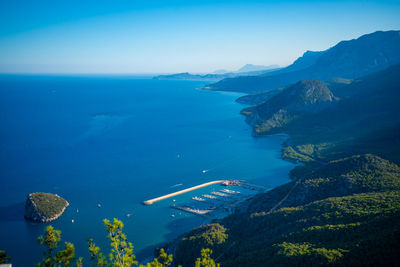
0, 75, 295, 266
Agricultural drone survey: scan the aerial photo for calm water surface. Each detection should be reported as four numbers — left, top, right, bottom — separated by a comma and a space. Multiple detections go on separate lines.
0, 75, 294, 266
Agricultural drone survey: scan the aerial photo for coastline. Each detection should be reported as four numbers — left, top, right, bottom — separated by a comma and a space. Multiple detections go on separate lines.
161, 91, 300, 257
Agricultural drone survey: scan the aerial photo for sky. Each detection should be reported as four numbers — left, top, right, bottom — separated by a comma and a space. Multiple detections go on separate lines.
0, 0, 399, 74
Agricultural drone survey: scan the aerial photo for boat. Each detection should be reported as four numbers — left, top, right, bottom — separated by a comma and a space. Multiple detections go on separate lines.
202, 169, 208, 173
202, 194, 217, 199
170, 183, 183, 188
72, 219, 74, 223
221, 189, 240, 194
211, 191, 228, 197
97, 204, 101, 208
192, 196, 206, 202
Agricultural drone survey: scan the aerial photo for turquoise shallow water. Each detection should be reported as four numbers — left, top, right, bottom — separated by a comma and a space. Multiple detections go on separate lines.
0, 75, 294, 266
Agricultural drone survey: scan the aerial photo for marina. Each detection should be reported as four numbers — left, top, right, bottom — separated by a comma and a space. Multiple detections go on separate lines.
142, 180, 227, 205
143, 179, 269, 218
211, 191, 229, 197
171, 204, 215, 216
192, 196, 206, 202
202, 194, 218, 199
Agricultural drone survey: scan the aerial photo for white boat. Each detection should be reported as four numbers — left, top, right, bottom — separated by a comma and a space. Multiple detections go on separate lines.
221, 189, 240, 194
202, 194, 217, 199
192, 196, 206, 202
211, 191, 228, 197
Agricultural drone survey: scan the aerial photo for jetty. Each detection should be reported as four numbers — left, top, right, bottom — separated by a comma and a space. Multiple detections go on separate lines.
171, 204, 214, 216
142, 180, 227, 205
211, 191, 229, 197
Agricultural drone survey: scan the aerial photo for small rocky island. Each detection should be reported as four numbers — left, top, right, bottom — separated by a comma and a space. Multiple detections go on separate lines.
24, 192, 69, 222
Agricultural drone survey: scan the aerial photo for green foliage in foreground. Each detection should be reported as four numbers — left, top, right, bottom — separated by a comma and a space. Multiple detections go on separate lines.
195, 249, 219, 267
31, 193, 68, 219
88, 218, 138, 267
0, 250, 11, 264
36, 225, 82, 267
36, 218, 215, 267
175, 224, 227, 267
145, 248, 173, 267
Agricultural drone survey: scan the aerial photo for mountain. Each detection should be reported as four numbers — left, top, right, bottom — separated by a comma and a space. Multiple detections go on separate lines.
153, 65, 281, 81
242, 64, 400, 165
237, 64, 280, 73
173, 155, 400, 266
205, 30, 400, 93
154, 72, 207, 80
212, 69, 229, 74
272, 50, 325, 75
169, 32, 400, 267
241, 80, 337, 135
236, 88, 283, 105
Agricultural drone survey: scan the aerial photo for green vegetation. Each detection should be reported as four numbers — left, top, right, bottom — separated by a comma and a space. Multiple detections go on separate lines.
243, 64, 400, 166
145, 249, 173, 267
31, 192, 68, 219
282, 145, 314, 162
175, 224, 227, 267
15, 32, 400, 266
236, 87, 283, 105
195, 249, 219, 267
0, 250, 11, 264
33, 218, 220, 267
88, 218, 138, 267
188, 62, 400, 266
36, 225, 82, 267
223, 191, 400, 266
242, 79, 336, 137
174, 154, 400, 266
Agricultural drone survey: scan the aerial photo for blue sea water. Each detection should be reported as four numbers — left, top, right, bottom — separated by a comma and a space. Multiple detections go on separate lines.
0, 75, 294, 266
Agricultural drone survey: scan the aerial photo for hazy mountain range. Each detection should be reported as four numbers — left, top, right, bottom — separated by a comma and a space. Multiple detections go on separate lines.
204, 30, 400, 93
153, 64, 281, 81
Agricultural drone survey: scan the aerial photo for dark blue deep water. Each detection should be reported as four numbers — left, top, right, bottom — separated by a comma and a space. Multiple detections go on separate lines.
0, 75, 294, 266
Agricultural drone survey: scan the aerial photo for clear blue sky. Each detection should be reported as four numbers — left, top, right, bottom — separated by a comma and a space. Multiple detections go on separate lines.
0, 0, 399, 74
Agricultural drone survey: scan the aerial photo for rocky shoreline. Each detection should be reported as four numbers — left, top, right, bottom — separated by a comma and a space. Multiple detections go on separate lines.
24, 193, 69, 223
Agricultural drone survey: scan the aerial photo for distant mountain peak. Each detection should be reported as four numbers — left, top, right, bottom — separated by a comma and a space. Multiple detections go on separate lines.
241, 79, 336, 134
290, 80, 335, 105
237, 64, 280, 73
207, 30, 400, 93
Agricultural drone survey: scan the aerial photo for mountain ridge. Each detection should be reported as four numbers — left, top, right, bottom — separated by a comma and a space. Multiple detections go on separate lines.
205, 30, 400, 93
153, 64, 281, 81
